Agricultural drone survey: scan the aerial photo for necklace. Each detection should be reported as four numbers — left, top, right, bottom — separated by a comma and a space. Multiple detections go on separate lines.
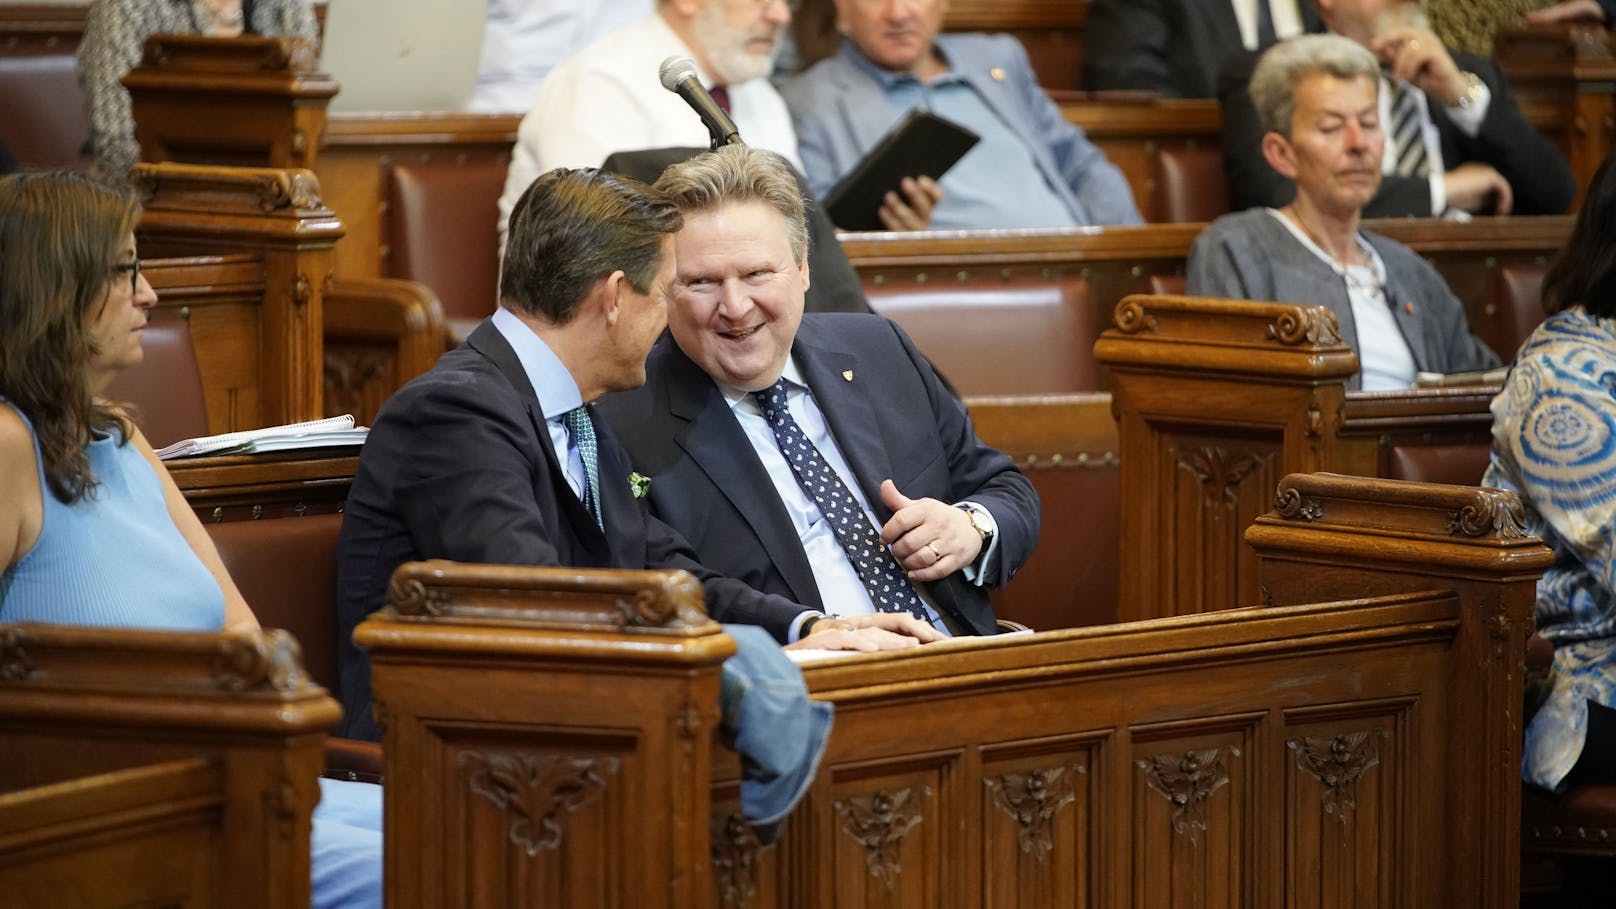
193, 0, 244, 31
1282, 206, 1385, 299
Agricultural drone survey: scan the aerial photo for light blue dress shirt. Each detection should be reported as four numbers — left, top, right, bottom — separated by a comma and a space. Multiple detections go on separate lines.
492, 306, 591, 504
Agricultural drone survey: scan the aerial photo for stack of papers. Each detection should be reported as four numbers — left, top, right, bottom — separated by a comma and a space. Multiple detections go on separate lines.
155, 415, 367, 460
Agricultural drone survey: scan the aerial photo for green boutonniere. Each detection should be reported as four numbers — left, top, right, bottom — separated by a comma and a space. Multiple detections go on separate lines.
628, 472, 651, 499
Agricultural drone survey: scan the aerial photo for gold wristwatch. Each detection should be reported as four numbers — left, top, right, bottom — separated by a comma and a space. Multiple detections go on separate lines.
1454, 71, 1484, 110
958, 504, 994, 546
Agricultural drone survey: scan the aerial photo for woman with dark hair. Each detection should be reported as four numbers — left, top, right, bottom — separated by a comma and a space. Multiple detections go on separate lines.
1486, 153, 1616, 793
77, 0, 317, 180
0, 171, 380, 908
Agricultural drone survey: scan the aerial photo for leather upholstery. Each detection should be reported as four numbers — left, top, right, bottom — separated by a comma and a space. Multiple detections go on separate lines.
1147, 274, 1187, 296
102, 311, 209, 448
864, 276, 1101, 395
1154, 144, 1229, 224
1485, 262, 1547, 362
990, 453, 1119, 629
0, 51, 89, 167
386, 158, 507, 338
1383, 442, 1491, 487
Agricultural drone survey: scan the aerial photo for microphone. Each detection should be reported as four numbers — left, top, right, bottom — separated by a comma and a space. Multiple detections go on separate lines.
658, 55, 741, 150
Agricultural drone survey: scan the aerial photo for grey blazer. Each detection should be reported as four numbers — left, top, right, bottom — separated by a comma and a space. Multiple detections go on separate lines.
1185, 209, 1500, 388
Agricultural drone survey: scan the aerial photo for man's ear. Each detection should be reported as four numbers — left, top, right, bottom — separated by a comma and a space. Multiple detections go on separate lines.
595, 270, 627, 328
1262, 131, 1300, 181
798, 255, 810, 294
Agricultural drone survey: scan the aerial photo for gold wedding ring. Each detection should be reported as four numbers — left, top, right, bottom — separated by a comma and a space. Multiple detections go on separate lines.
926, 542, 943, 564
1407, 38, 1421, 52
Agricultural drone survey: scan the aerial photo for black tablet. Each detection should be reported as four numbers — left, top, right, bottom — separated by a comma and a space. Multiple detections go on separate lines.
820, 108, 980, 231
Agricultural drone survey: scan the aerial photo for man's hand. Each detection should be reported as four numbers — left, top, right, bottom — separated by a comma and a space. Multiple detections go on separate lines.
878, 479, 982, 582
1524, 1, 1606, 25
785, 612, 946, 652
878, 176, 943, 231
1444, 162, 1513, 214
1369, 26, 1466, 105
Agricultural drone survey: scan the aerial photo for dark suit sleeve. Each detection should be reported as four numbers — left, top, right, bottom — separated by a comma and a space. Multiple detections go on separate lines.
886, 320, 1040, 588
1435, 54, 1575, 216
1082, 0, 1178, 95
1218, 50, 1299, 211
639, 509, 810, 643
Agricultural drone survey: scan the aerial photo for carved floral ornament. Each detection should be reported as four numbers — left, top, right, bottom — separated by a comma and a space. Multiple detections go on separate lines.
711, 812, 762, 909
0, 627, 34, 681
458, 751, 619, 857
1289, 730, 1382, 823
1266, 307, 1342, 347
1137, 747, 1238, 843
253, 171, 323, 213
1447, 488, 1529, 540
1176, 445, 1268, 508
835, 786, 931, 888
985, 763, 1085, 861
1274, 486, 1324, 522
211, 628, 309, 693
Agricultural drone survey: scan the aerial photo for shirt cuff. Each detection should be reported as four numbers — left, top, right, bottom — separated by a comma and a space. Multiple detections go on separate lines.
1442, 80, 1490, 139
788, 610, 823, 644
1428, 170, 1446, 217
954, 501, 1000, 586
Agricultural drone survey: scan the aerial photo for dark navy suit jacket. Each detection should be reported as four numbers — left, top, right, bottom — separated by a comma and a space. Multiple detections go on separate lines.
596, 314, 1040, 637
334, 320, 806, 739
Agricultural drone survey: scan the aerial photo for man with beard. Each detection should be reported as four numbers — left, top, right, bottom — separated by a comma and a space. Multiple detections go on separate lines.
497, 0, 800, 248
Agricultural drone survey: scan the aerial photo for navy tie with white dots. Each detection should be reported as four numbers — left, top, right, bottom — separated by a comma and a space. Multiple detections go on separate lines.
753, 379, 930, 622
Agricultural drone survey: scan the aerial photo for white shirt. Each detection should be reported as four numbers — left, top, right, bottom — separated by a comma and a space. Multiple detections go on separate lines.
1229, 0, 1307, 49
469, 0, 652, 113
1269, 209, 1418, 390
1376, 73, 1491, 216
497, 13, 802, 249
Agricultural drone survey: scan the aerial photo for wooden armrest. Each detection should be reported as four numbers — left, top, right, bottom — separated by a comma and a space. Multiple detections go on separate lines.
323, 737, 383, 784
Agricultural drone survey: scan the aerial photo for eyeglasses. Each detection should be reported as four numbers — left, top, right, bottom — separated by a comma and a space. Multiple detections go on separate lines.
111, 260, 141, 293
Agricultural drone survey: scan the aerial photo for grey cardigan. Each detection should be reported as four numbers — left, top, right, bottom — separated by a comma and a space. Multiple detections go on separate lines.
1186, 209, 1500, 389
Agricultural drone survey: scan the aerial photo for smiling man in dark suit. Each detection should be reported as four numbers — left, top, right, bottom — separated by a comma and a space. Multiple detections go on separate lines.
597, 145, 1040, 640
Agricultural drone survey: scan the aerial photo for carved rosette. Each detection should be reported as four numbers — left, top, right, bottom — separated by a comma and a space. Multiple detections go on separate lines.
458, 752, 619, 857
1273, 486, 1323, 522
211, 629, 309, 693
985, 764, 1084, 861
1137, 747, 1238, 843
834, 786, 931, 887
1447, 489, 1529, 540
1112, 299, 1159, 334
0, 627, 34, 681
711, 812, 762, 909
386, 576, 449, 617
1175, 446, 1266, 508
1289, 731, 1381, 823
1266, 307, 1341, 346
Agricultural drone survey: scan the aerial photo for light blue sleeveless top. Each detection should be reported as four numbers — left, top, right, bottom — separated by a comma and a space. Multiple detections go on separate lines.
0, 402, 225, 630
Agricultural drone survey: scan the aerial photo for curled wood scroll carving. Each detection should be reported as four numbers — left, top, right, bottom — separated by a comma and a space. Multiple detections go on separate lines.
1112, 298, 1159, 334
985, 764, 1084, 861
1137, 747, 1238, 843
711, 812, 762, 909
254, 171, 323, 212
1273, 487, 1324, 521
1289, 730, 1382, 823
458, 752, 619, 857
211, 629, 309, 693
1447, 489, 1529, 541
834, 786, 931, 887
1266, 307, 1341, 346
386, 575, 450, 617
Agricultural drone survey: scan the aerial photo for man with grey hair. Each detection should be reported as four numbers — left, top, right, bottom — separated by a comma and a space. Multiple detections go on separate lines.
1219, 0, 1573, 217
1188, 34, 1499, 391
597, 145, 1041, 640
497, 0, 801, 248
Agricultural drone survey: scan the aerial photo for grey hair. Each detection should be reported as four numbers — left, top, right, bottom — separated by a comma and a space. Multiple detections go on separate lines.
654, 144, 810, 263
1249, 34, 1381, 137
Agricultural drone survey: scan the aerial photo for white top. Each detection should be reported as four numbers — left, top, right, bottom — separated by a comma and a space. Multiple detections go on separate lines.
1268, 209, 1418, 390
469, 0, 652, 113
1229, 0, 1307, 49
1376, 73, 1491, 216
497, 13, 802, 249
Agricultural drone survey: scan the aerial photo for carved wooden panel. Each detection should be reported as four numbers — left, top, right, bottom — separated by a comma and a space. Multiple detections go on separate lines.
979, 736, 1099, 909
1281, 700, 1415, 909
827, 758, 954, 909
1130, 718, 1259, 909
709, 782, 780, 909
1165, 436, 1281, 615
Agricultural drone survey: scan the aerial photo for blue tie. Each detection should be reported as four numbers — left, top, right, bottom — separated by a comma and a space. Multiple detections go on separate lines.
562, 406, 602, 529
753, 379, 930, 622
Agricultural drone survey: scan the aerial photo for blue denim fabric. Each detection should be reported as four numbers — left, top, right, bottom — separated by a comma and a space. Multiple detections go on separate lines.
719, 624, 834, 843
312, 778, 384, 909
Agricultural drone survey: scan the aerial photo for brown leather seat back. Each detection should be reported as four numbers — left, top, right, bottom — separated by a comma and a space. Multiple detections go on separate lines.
1383, 442, 1492, 487
1154, 145, 1229, 224
1484, 262, 1547, 362
206, 513, 344, 693
0, 51, 88, 167
864, 276, 1101, 395
102, 311, 209, 448
1147, 274, 1187, 296
386, 158, 506, 330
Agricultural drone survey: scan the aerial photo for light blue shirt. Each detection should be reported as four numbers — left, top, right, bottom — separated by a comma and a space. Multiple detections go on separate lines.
492, 306, 591, 504
849, 50, 1077, 231
721, 359, 1001, 638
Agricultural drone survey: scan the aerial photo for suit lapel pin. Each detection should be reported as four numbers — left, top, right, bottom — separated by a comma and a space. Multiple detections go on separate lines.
1404, 301, 1415, 315
989, 67, 1006, 82
842, 370, 854, 382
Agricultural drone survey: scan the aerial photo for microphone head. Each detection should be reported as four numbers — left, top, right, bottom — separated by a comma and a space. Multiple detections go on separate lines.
659, 55, 699, 92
